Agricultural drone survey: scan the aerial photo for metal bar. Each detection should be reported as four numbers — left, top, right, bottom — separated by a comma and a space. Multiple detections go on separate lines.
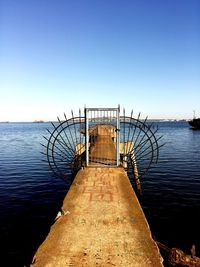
85, 108, 89, 166
130, 113, 141, 145
123, 108, 125, 156
116, 105, 120, 166
91, 110, 93, 165
126, 111, 135, 155
51, 121, 75, 153
136, 145, 159, 161
41, 142, 65, 157
86, 108, 119, 111
133, 130, 160, 156
71, 110, 78, 147
44, 136, 69, 159
44, 142, 67, 161
79, 109, 82, 148
135, 136, 163, 161
125, 111, 132, 156
46, 129, 74, 157
132, 127, 150, 155
134, 116, 148, 147
58, 115, 75, 152
62, 115, 76, 150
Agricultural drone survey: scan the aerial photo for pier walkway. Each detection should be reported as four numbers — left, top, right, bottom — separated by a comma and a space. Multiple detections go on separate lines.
31, 125, 163, 266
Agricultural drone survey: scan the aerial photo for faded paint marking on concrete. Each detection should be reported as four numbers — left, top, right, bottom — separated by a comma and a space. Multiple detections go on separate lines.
31, 167, 163, 267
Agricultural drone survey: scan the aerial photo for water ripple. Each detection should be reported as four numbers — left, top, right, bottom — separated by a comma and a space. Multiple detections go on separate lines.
0, 121, 200, 266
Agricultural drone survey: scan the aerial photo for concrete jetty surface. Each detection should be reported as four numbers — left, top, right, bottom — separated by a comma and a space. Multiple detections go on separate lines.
89, 125, 117, 165
31, 124, 163, 266
31, 167, 163, 266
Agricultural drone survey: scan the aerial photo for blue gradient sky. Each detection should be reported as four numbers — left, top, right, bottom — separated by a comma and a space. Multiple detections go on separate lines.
1, 0, 200, 121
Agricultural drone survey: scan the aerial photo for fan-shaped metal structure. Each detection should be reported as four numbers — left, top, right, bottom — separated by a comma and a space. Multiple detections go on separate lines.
120, 109, 162, 177
119, 109, 163, 193
43, 110, 85, 179
42, 107, 163, 192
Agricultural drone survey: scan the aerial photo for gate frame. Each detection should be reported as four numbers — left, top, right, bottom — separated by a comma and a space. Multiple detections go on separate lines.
85, 106, 120, 167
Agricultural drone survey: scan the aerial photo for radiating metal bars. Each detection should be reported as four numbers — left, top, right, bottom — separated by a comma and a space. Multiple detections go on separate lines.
43, 107, 163, 183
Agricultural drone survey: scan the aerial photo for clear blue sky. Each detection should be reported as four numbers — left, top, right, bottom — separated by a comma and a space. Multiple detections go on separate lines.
1, 0, 200, 121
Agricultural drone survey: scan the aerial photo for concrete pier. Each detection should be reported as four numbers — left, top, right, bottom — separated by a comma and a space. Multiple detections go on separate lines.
31, 124, 163, 266
31, 167, 163, 266
89, 125, 117, 165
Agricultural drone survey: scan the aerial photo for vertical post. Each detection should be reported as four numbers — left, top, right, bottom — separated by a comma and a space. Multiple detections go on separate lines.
116, 105, 120, 166
85, 107, 89, 166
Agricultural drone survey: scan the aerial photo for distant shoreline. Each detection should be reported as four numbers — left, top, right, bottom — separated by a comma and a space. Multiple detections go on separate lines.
0, 119, 189, 123
33, 120, 45, 123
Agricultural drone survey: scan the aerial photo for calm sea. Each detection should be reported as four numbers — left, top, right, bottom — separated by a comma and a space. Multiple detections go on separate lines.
0, 121, 199, 266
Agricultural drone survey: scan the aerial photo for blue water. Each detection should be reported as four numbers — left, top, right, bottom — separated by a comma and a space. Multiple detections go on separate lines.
0, 121, 200, 266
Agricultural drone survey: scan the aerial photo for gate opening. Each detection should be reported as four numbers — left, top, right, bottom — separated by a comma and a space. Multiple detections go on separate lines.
85, 107, 120, 167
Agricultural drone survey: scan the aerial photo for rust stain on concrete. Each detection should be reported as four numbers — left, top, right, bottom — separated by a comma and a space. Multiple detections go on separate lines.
31, 167, 163, 267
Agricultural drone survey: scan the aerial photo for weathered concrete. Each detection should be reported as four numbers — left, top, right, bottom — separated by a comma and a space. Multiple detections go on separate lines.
31, 167, 163, 266
31, 125, 163, 266
89, 125, 117, 165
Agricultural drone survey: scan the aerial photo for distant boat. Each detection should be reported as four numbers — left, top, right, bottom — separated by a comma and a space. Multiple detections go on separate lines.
188, 118, 200, 129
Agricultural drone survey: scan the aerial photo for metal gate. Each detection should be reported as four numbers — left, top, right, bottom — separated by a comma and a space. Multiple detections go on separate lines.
85, 107, 120, 167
